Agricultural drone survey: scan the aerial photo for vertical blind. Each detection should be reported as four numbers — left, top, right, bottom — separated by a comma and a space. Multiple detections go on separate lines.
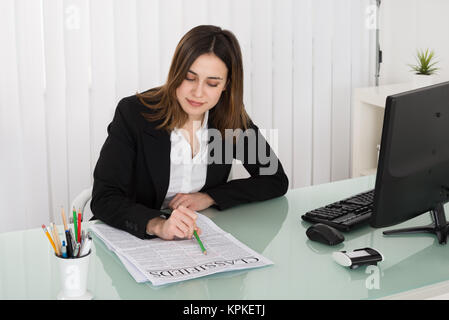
0, 0, 375, 233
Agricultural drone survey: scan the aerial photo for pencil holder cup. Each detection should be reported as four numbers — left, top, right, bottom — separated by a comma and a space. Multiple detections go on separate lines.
55, 251, 93, 300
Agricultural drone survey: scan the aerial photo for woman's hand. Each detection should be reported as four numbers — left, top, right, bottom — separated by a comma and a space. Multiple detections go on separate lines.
168, 192, 215, 211
146, 205, 201, 240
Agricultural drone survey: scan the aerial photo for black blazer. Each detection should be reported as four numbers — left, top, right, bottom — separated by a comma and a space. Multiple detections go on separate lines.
91, 94, 289, 239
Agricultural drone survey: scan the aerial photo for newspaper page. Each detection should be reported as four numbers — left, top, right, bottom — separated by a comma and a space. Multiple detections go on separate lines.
89, 213, 273, 286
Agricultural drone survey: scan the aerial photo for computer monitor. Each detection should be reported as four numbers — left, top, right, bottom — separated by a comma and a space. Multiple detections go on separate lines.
369, 81, 449, 244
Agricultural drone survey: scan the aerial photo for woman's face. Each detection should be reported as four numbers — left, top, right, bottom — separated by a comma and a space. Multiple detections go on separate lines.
176, 53, 228, 123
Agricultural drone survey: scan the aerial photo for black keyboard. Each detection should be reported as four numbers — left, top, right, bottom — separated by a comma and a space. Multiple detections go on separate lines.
301, 189, 375, 231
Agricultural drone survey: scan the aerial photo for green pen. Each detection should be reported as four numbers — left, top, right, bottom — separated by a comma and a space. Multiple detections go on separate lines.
73, 206, 78, 243
193, 230, 206, 255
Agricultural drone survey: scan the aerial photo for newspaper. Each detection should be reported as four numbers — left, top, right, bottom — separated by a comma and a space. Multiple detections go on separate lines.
89, 213, 273, 286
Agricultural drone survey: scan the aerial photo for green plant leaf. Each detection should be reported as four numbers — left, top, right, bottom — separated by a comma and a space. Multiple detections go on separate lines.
408, 48, 439, 75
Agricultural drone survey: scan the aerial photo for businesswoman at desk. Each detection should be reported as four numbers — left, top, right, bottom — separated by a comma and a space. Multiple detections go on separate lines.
91, 25, 289, 241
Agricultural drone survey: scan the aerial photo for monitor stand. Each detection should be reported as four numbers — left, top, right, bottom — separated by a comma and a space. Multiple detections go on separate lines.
383, 203, 449, 245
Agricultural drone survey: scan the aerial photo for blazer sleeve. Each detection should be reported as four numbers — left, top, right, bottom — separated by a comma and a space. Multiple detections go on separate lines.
203, 122, 289, 210
90, 98, 162, 239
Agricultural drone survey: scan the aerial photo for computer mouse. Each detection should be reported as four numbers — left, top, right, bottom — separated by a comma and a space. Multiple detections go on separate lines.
306, 223, 345, 246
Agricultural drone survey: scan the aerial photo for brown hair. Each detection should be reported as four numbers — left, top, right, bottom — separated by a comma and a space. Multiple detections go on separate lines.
136, 25, 250, 136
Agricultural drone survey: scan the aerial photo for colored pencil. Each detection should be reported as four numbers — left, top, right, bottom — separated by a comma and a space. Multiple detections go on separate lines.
42, 224, 57, 254
193, 230, 206, 255
73, 206, 78, 243
77, 212, 81, 243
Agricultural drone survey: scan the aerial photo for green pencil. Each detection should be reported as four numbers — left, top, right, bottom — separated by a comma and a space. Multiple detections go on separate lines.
193, 230, 206, 255
73, 206, 78, 243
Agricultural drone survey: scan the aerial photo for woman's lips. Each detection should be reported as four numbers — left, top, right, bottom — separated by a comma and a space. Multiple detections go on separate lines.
186, 98, 205, 107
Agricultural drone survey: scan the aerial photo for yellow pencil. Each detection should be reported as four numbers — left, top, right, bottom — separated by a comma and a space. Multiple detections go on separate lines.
42, 224, 57, 253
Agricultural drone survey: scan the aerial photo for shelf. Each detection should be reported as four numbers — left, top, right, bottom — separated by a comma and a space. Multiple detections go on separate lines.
351, 82, 414, 178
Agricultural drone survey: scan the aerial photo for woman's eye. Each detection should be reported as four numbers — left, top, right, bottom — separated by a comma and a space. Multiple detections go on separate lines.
185, 76, 218, 88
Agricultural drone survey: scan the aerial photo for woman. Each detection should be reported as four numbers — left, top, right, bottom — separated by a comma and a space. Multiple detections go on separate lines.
91, 25, 289, 241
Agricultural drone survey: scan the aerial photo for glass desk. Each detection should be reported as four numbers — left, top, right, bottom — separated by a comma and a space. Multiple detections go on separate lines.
1, 175, 449, 299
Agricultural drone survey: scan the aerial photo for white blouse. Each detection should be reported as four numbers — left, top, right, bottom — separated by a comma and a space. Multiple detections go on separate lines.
160, 111, 209, 210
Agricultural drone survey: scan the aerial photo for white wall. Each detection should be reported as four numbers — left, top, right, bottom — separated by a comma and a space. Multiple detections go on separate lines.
0, 0, 374, 233
379, 0, 449, 85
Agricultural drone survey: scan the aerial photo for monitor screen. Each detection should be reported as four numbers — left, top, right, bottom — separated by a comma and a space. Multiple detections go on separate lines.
369, 81, 449, 242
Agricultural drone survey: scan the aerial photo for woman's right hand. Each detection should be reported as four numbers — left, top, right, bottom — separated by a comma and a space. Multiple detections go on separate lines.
146, 205, 202, 240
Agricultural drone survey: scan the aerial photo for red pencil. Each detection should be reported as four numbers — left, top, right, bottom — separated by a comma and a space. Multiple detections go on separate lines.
77, 212, 82, 243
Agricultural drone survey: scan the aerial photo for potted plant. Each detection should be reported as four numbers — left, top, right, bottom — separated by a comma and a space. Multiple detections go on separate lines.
408, 49, 440, 87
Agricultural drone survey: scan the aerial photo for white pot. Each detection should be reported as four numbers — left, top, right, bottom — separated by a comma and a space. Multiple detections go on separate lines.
412, 74, 435, 88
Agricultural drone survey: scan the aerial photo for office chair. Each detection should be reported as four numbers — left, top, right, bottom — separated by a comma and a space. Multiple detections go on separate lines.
71, 186, 93, 221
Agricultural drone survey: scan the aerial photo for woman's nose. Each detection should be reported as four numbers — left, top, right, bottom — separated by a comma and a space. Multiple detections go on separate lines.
192, 83, 204, 98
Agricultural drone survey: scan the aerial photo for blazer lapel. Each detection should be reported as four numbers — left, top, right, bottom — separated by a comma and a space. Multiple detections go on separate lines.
142, 126, 171, 208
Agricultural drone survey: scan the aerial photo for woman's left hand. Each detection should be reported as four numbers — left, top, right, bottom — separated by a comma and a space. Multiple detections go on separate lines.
168, 192, 216, 211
